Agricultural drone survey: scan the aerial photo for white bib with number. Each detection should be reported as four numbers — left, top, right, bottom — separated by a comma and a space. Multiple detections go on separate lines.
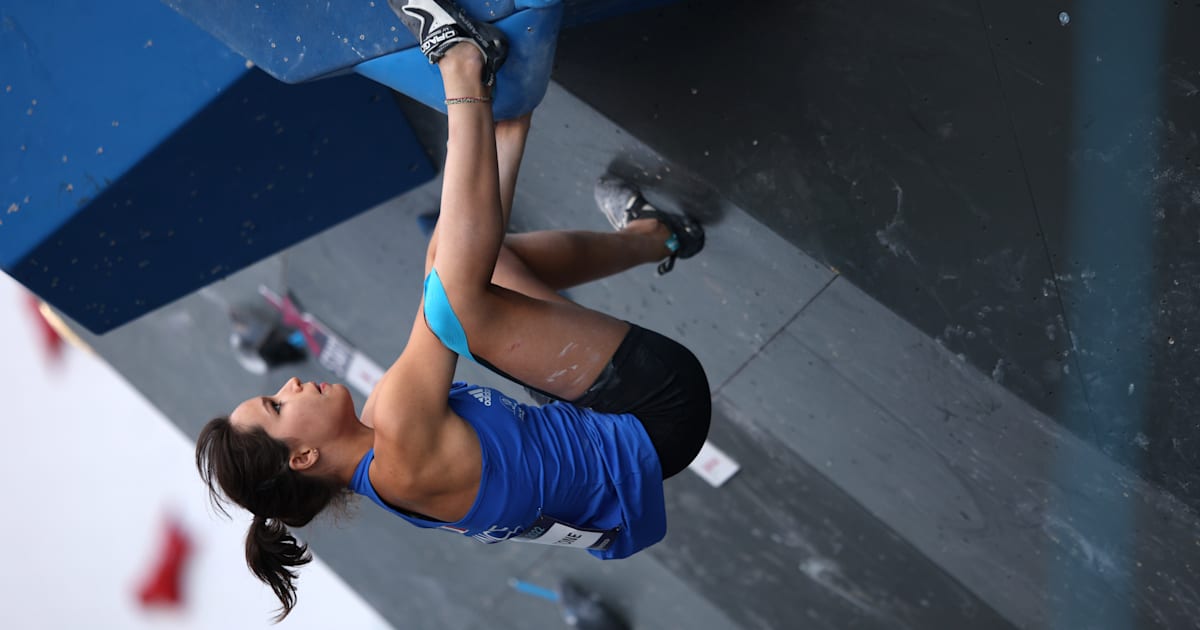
510, 515, 618, 551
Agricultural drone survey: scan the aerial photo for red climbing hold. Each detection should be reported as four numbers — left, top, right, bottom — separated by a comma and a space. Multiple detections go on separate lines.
136, 518, 193, 609
24, 294, 64, 362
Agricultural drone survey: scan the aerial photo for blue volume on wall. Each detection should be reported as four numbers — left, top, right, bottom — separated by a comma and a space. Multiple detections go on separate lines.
165, 0, 566, 119
1, 0, 434, 332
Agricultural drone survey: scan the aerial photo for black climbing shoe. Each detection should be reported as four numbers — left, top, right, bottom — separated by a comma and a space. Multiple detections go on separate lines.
388, 0, 508, 86
594, 176, 704, 275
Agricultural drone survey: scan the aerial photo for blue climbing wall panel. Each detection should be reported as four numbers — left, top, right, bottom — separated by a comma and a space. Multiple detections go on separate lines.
1, 0, 434, 333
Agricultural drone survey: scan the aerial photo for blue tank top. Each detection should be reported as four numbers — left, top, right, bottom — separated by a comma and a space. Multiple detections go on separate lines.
348, 382, 666, 559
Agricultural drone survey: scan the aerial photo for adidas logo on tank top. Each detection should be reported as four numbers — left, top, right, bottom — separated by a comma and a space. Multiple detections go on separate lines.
468, 388, 492, 407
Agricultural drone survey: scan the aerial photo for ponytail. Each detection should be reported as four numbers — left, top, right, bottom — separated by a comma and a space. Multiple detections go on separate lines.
196, 417, 351, 622
247, 515, 312, 622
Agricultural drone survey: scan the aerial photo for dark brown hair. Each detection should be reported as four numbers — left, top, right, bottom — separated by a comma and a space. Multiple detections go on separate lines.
195, 416, 351, 622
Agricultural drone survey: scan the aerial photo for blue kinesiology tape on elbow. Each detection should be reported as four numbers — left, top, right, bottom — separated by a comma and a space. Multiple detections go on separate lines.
422, 269, 474, 360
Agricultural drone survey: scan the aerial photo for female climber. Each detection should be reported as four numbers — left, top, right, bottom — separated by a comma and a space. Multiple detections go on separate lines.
195, 0, 709, 620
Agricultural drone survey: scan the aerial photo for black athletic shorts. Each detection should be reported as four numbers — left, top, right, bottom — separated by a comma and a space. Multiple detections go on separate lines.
569, 324, 712, 479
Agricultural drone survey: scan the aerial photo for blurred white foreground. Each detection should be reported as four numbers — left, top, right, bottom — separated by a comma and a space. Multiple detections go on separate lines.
0, 273, 393, 630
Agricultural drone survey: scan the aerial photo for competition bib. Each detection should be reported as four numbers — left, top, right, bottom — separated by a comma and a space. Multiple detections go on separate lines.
511, 515, 618, 551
